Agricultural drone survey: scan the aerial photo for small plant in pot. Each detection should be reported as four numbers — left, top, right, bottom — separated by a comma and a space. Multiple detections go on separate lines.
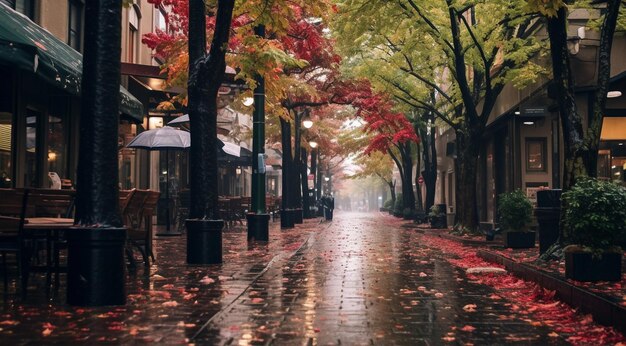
561, 178, 626, 282
498, 190, 534, 248
429, 204, 447, 229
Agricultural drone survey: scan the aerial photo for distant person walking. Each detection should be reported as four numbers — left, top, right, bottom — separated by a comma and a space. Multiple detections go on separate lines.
322, 195, 335, 221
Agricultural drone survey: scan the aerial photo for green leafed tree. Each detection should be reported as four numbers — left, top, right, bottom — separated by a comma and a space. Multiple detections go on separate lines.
333, 0, 545, 231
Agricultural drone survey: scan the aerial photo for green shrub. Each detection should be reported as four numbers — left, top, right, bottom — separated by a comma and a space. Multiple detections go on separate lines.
498, 190, 532, 232
562, 178, 626, 251
402, 208, 413, 218
384, 198, 394, 209
428, 204, 442, 218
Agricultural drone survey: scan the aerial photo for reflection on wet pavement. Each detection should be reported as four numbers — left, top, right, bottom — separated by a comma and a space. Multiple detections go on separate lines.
194, 213, 563, 345
1, 211, 601, 344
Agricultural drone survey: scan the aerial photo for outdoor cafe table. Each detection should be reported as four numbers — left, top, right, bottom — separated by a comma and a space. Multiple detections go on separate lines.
23, 217, 74, 286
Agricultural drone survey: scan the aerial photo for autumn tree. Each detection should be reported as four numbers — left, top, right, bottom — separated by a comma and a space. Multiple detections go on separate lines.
350, 150, 397, 207
334, 0, 543, 231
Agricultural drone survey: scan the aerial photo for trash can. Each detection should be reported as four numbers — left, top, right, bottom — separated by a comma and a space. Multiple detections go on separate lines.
535, 189, 562, 254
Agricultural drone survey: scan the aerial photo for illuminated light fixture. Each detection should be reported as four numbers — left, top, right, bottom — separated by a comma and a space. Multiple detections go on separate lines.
47, 151, 57, 161
324, 177, 330, 181
242, 97, 254, 107
236, 167, 242, 175
161, 170, 168, 175
302, 114, 313, 129
523, 121, 534, 125
309, 141, 318, 148
607, 91, 622, 98
148, 116, 164, 129
514, 111, 521, 115
612, 165, 617, 169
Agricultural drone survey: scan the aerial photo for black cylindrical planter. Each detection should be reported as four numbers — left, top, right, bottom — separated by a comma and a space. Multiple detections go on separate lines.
535, 189, 561, 254
247, 213, 270, 241
66, 227, 127, 306
281, 209, 295, 229
186, 219, 224, 264
294, 208, 303, 224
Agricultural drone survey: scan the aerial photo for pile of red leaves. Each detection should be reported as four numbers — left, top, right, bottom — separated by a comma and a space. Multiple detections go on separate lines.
421, 234, 626, 345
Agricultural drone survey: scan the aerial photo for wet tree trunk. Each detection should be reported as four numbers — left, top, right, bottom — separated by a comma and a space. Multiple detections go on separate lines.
420, 115, 437, 212
454, 131, 480, 231
581, 0, 621, 177
415, 142, 424, 211
187, 0, 235, 219
546, 7, 585, 191
75, 0, 123, 227
399, 143, 416, 212
300, 148, 310, 216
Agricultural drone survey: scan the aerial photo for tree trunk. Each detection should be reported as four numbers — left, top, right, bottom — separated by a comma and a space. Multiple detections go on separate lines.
187, 0, 235, 219
454, 130, 480, 231
300, 148, 310, 215
75, 0, 122, 227
581, 0, 621, 177
546, 7, 585, 191
415, 142, 424, 211
279, 117, 293, 210
399, 143, 415, 211
420, 115, 437, 212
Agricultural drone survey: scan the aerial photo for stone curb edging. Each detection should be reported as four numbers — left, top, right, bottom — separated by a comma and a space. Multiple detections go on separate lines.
438, 232, 503, 247
477, 250, 626, 335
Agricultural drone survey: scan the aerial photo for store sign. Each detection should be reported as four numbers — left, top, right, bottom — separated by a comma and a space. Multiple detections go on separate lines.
522, 107, 546, 117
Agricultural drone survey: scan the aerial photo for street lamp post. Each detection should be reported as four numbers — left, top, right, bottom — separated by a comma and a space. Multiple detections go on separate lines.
308, 141, 318, 218
292, 109, 312, 223
247, 25, 270, 241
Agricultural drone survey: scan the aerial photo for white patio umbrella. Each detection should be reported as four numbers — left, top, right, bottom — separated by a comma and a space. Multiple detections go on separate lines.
126, 126, 190, 236
167, 114, 189, 126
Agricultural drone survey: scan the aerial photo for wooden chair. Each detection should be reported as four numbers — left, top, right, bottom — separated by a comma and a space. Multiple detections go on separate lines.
122, 190, 149, 268
0, 189, 29, 297
119, 189, 136, 216
137, 190, 159, 265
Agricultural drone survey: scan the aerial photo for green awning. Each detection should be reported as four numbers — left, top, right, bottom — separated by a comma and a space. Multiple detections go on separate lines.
0, 3, 143, 121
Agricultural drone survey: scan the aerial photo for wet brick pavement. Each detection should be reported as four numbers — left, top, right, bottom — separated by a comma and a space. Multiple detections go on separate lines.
0, 211, 614, 344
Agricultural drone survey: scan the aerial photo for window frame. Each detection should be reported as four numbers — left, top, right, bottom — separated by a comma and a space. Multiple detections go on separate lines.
525, 137, 548, 173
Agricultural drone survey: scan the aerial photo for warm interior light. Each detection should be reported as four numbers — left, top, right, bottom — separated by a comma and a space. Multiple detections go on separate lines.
607, 91, 622, 98
235, 167, 242, 175
523, 121, 534, 125
514, 111, 521, 115
148, 117, 164, 129
309, 141, 318, 148
47, 151, 57, 161
242, 97, 254, 107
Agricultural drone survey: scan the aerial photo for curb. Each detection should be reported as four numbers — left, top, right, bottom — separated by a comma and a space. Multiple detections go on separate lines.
477, 250, 626, 335
438, 232, 503, 247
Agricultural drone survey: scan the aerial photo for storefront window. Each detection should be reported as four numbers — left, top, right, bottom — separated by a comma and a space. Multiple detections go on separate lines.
526, 138, 547, 172
118, 122, 137, 189
47, 97, 68, 184
0, 70, 12, 188
24, 109, 39, 187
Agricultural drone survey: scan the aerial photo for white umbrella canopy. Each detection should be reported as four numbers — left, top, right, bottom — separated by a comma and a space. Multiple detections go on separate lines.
167, 114, 189, 126
126, 126, 190, 150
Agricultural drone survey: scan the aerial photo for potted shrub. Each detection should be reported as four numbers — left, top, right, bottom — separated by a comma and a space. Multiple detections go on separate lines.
561, 178, 626, 282
429, 204, 447, 229
498, 190, 534, 248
